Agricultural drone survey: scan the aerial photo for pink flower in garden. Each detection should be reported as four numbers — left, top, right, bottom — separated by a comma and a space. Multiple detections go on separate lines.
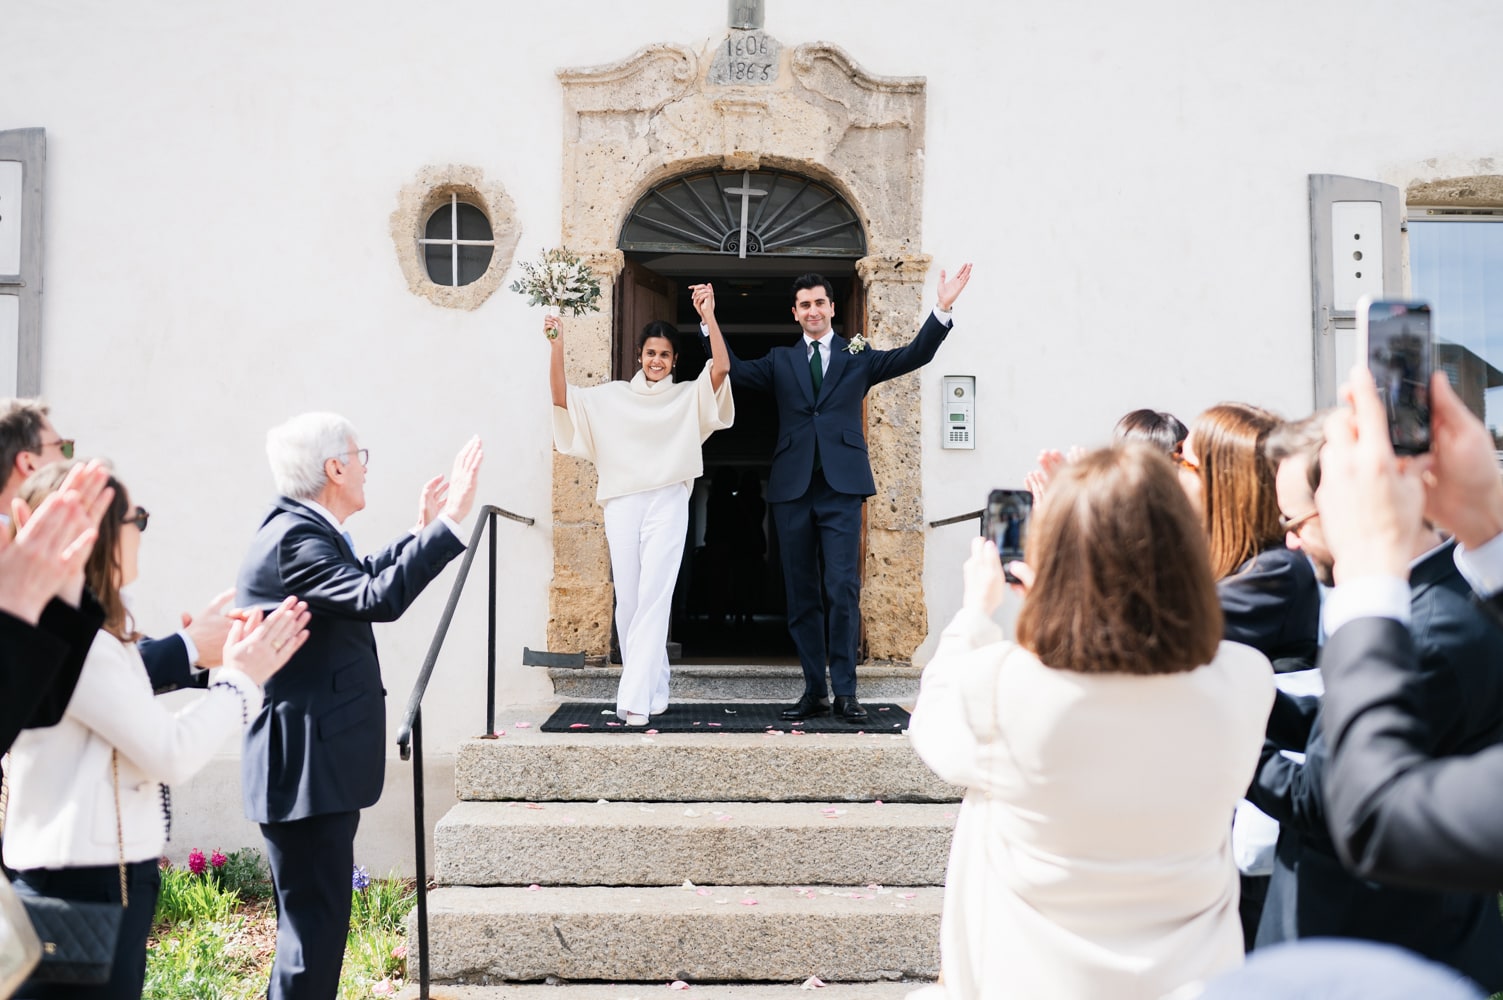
188, 849, 207, 876
210, 850, 228, 869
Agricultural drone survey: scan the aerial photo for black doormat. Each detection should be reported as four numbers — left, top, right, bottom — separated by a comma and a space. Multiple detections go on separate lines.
539, 701, 911, 733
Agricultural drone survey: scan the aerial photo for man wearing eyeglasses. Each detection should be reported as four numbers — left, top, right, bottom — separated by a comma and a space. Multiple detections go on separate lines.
1234, 412, 1503, 987
0, 398, 234, 692
237, 412, 483, 1000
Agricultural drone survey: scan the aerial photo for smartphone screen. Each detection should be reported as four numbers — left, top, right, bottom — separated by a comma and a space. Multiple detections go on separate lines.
982, 489, 1032, 583
1361, 299, 1433, 455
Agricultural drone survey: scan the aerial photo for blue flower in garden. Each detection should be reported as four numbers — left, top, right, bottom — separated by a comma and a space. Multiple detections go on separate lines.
352, 864, 371, 892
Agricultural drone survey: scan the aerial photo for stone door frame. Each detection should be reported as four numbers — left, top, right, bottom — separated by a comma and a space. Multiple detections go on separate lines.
547, 38, 933, 662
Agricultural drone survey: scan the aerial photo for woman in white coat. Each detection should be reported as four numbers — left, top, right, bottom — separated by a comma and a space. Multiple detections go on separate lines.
4, 463, 310, 1000
549, 284, 732, 724
908, 444, 1274, 1000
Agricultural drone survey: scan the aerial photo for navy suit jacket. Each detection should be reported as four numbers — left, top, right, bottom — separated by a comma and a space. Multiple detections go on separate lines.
719, 312, 952, 503
0, 594, 104, 754
1322, 585, 1503, 891
1248, 545, 1503, 985
235, 498, 465, 824
1218, 545, 1320, 671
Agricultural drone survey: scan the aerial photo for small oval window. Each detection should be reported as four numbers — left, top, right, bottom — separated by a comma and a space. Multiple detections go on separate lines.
421, 196, 495, 286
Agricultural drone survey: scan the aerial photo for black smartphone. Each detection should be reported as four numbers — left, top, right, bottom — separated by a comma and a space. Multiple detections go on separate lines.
981, 489, 1032, 584
1356, 297, 1434, 455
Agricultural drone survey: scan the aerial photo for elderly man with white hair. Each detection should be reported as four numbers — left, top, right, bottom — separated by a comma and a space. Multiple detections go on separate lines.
236, 412, 482, 1000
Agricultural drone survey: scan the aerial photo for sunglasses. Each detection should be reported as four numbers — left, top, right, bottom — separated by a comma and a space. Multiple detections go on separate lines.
1278, 509, 1319, 534
121, 507, 150, 532
40, 438, 76, 460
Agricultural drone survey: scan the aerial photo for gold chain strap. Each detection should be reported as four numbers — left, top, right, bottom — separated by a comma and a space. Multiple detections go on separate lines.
111, 750, 128, 909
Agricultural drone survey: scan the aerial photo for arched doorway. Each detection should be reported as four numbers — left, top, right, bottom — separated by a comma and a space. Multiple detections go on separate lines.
615, 168, 867, 659
549, 40, 934, 666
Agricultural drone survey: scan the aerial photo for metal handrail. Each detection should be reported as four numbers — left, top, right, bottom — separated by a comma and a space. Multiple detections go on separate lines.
927, 508, 983, 529
395, 503, 535, 1000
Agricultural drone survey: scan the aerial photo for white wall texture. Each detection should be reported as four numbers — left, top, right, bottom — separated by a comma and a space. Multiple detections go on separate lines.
4, 0, 1501, 871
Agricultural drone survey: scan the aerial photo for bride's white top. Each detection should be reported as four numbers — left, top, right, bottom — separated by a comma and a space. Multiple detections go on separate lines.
552, 360, 734, 502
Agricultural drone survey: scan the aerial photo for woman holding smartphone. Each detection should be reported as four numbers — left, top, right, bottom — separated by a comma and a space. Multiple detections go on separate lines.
909, 445, 1273, 999
549, 283, 733, 724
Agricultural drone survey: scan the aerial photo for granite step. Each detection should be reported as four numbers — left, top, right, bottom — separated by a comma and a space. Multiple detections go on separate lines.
395, 984, 928, 1000
454, 728, 960, 804
547, 664, 923, 702
434, 801, 956, 887
414, 885, 943, 984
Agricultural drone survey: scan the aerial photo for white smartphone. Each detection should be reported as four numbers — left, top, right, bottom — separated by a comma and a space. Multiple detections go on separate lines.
1355, 296, 1434, 455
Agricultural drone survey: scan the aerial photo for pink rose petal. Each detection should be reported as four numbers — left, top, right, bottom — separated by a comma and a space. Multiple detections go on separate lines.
667, 981, 690, 991
569, 723, 590, 729
801, 977, 827, 990
899, 893, 917, 899
525, 803, 545, 810
696, 887, 712, 896
514, 721, 532, 729
646, 729, 659, 735
527, 884, 542, 891
740, 898, 758, 906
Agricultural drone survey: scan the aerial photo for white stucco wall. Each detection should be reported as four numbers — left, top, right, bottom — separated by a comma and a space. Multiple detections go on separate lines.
5, 0, 1502, 870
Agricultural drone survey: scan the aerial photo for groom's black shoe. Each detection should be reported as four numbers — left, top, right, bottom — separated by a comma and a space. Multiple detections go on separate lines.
780, 693, 831, 721
833, 696, 869, 724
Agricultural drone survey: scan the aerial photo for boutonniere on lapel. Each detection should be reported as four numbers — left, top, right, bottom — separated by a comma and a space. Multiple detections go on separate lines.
844, 334, 869, 354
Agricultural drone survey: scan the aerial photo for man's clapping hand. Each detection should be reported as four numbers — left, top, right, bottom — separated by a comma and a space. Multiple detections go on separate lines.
440, 437, 484, 524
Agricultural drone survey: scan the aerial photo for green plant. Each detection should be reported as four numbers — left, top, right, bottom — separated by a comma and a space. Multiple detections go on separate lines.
155, 866, 240, 926
215, 848, 273, 901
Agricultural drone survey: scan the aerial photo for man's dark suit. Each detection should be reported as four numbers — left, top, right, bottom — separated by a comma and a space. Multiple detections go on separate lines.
719, 312, 952, 699
237, 497, 464, 999
0, 595, 103, 753
1248, 541, 1503, 988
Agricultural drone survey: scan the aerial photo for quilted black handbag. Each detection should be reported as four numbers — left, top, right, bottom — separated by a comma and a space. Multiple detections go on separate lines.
17, 750, 128, 986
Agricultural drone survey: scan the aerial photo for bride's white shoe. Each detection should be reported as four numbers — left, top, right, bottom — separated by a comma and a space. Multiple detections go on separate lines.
625, 713, 649, 726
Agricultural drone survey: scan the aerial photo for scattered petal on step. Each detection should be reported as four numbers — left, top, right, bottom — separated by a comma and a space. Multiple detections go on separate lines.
569, 723, 590, 729
681, 880, 696, 889
527, 884, 542, 891
639, 806, 656, 813
716, 814, 733, 822
696, 888, 712, 896
801, 977, 827, 990
878, 706, 890, 711
607, 722, 622, 727
514, 721, 532, 728
708, 722, 722, 727
525, 803, 545, 810
667, 980, 690, 990
724, 708, 737, 714
899, 893, 917, 899
683, 808, 701, 817
693, 721, 702, 726
646, 729, 660, 735
740, 898, 758, 906
597, 799, 611, 804
945, 812, 957, 820
867, 883, 882, 889
874, 799, 884, 806
601, 709, 613, 715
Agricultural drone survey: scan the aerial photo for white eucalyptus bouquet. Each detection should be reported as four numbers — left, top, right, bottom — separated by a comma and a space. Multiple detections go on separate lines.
509, 247, 603, 339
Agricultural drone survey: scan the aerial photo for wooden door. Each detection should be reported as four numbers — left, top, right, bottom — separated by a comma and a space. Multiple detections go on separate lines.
614, 258, 677, 380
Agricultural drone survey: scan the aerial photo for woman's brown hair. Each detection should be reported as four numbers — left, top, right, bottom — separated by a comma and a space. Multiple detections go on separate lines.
18, 460, 138, 642
1188, 403, 1283, 579
1015, 444, 1223, 675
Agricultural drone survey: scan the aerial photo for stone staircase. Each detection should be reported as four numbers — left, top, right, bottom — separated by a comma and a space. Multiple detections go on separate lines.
407, 662, 960, 993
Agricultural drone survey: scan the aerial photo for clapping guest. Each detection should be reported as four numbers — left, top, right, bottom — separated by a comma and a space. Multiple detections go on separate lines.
909, 445, 1273, 999
4, 462, 309, 1000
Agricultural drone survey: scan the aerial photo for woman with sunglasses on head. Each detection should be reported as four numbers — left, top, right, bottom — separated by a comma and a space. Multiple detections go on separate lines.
548, 284, 733, 725
2, 461, 310, 1000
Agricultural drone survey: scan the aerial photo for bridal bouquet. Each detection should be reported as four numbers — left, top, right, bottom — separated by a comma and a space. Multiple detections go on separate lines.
509, 247, 603, 338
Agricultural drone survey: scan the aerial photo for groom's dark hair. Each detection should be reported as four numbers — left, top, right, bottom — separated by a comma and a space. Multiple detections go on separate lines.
790, 273, 835, 305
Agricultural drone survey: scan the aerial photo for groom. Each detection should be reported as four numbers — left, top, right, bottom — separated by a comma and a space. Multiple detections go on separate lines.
706, 265, 971, 722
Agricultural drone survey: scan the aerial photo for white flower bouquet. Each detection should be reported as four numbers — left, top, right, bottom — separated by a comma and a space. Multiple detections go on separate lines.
509, 247, 603, 338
